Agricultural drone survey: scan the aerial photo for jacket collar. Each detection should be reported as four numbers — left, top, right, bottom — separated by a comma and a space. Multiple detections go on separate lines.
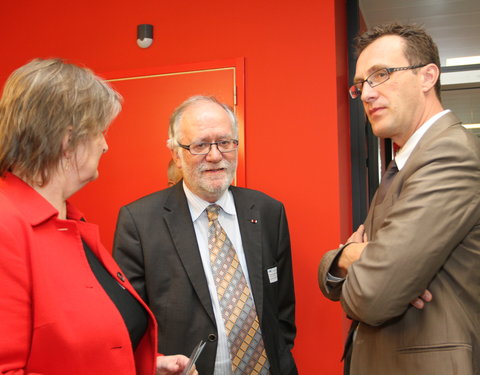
0, 172, 84, 226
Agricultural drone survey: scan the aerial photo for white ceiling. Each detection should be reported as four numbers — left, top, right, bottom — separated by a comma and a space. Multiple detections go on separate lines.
359, 0, 480, 67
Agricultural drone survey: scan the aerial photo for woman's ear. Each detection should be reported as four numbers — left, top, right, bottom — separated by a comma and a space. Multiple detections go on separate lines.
62, 126, 73, 157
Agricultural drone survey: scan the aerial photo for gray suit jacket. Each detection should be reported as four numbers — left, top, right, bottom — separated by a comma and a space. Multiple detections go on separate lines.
319, 112, 480, 375
114, 184, 297, 375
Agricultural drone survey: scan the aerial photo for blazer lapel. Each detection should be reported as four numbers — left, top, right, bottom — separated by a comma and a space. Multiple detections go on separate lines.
163, 184, 216, 324
365, 112, 462, 238
406, 111, 462, 163
231, 187, 265, 320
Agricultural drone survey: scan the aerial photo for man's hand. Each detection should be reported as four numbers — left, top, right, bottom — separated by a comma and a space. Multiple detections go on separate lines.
346, 224, 368, 243
334, 224, 432, 310
156, 355, 198, 375
411, 289, 432, 309
332, 225, 368, 278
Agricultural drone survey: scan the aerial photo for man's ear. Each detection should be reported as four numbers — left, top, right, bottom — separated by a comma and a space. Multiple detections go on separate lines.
421, 63, 440, 93
170, 147, 182, 169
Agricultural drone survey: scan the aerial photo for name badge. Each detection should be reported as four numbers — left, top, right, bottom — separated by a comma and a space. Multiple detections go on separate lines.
267, 267, 278, 283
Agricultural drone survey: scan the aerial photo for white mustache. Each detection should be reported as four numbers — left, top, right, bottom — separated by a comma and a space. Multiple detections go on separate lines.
199, 161, 231, 172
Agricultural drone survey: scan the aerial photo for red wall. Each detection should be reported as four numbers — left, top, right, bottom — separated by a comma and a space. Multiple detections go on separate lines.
0, 0, 350, 373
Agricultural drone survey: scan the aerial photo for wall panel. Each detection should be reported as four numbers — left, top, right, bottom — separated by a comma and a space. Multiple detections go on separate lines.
0, 1, 350, 373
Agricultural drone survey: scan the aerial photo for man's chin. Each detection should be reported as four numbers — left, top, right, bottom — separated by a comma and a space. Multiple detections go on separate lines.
207, 183, 229, 193
201, 179, 231, 195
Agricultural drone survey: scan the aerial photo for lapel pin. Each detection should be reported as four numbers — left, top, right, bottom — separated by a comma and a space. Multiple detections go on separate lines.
250, 219, 258, 224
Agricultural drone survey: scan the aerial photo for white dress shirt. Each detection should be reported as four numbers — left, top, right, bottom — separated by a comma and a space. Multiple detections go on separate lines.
395, 109, 450, 170
183, 182, 253, 375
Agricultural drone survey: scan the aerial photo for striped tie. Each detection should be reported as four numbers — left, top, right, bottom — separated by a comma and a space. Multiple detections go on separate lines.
206, 204, 270, 375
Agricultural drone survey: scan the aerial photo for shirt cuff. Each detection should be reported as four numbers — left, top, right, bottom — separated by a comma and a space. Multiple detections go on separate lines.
327, 273, 345, 283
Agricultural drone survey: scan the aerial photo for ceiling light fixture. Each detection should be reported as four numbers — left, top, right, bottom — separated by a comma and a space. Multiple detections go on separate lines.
446, 56, 480, 67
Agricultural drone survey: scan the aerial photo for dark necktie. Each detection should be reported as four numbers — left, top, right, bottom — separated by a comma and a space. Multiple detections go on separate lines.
375, 159, 399, 204
206, 204, 270, 375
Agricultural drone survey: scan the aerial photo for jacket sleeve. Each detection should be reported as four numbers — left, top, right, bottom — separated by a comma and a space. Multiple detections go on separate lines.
318, 246, 346, 302
276, 204, 297, 349
340, 129, 480, 326
0, 216, 39, 375
112, 206, 148, 303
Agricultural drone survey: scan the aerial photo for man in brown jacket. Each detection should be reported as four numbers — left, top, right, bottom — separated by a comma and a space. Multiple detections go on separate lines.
319, 23, 480, 375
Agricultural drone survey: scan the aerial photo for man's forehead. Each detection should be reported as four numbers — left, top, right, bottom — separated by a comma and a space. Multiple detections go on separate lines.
184, 100, 223, 116
355, 35, 407, 77
179, 113, 233, 140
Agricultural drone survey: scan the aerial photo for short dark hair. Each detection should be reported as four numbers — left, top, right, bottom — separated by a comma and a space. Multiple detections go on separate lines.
355, 23, 441, 98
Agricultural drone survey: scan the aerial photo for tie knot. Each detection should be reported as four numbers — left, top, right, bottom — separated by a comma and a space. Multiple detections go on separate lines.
206, 204, 220, 221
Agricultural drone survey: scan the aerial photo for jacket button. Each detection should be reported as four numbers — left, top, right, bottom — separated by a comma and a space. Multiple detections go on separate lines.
208, 334, 217, 342
117, 272, 125, 282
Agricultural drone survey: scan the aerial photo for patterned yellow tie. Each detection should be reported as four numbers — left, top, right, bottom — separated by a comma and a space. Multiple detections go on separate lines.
206, 204, 270, 375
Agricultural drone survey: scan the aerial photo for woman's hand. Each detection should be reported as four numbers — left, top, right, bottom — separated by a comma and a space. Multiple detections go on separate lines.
156, 355, 198, 375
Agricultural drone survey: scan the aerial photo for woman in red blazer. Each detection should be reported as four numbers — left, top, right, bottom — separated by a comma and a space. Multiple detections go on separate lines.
0, 59, 196, 375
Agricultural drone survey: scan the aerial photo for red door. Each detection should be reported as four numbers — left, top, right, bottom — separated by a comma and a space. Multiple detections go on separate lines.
71, 59, 245, 251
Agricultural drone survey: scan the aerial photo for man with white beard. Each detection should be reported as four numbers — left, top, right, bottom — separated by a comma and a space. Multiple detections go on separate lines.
114, 96, 298, 375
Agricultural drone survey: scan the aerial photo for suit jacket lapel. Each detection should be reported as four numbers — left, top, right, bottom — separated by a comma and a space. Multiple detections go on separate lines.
163, 184, 216, 324
365, 112, 462, 237
364, 197, 375, 236
231, 187, 265, 320
406, 111, 461, 163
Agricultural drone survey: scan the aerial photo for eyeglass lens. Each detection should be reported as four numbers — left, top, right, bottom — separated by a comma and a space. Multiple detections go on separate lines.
190, 140, 237, 154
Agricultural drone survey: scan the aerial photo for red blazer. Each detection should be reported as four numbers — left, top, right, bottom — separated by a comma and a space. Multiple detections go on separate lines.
0, 173, 157, 375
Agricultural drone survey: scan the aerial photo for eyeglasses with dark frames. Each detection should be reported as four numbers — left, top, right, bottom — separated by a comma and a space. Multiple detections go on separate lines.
349, 64, 427, 99
177, 139, 239, 155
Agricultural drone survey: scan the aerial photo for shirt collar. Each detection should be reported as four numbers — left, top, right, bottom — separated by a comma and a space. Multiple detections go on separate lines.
182, 181, 235, 222
395, 109, 450, 170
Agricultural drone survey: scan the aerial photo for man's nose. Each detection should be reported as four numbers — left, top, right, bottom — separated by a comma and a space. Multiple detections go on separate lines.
205, 143, 223, 161
361, 82, 377, 102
